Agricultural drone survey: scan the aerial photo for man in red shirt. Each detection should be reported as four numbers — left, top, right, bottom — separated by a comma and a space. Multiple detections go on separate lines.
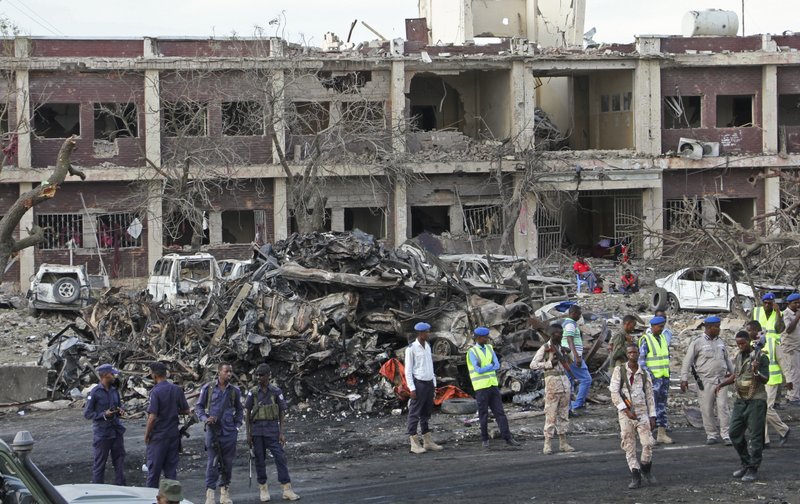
620, 269, 639, 294
573, 256, 597, 292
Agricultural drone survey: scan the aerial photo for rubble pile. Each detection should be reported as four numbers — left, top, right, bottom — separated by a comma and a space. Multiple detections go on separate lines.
39, 231, 575, 414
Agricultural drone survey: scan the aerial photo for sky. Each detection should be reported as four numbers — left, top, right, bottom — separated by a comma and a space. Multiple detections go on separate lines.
2, 0, 799, 44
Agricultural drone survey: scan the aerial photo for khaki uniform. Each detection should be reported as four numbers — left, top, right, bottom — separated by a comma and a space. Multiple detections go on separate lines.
530, 343, 571, 438
680, 334, 733, 441
781, 309, 800, 402
609, 363, 656, 471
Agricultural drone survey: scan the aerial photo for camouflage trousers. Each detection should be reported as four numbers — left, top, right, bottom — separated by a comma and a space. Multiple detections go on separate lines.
652, 377, 670, 428
617, 412, 654, 471
543, 386, 570, 438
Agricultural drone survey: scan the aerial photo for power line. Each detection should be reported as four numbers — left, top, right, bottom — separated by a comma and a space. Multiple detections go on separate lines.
2, 0, 65, 36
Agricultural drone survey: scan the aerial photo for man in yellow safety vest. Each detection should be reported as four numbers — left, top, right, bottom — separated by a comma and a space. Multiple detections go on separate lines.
638, 316, 673, 445
467, 326, 521, 449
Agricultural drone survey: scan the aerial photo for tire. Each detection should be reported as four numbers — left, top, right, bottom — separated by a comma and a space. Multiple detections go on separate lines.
52, 277, 80, 304
667, 293, 681, 313
440, 398, 478, 415
431, 337, 456, 357
730, 296, 754, 314
650, 287, 669, 312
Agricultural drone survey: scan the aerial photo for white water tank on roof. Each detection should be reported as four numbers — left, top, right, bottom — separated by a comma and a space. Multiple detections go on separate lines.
682, 9, 739, 37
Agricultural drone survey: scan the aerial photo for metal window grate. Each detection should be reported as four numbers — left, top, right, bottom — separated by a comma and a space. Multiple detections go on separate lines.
36, 214, 83, 250
665, 199, 703, 231
96, 213, 142, 249
463, 205, 502, 236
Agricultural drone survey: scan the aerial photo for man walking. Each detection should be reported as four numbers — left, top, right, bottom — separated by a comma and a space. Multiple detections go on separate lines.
639, 316, 673, 444
563, 305, 592, 414
467, 326, 521, 448
404, 321, 443, 454
244, 363, 299, 501
196, 363, 243, 504
144, 362, 191, 488
84, 363, 126, 486
715, 331, 770, 482
680, 316, 733, 445
782, 293, 800, 406
530, 325, 575, 454
610, 343, 656, 489
745, 320, 791, 448
609, 315, 638, 372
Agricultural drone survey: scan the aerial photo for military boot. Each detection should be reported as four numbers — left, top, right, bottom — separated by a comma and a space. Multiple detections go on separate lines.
282, 483, 300, 500
260, 483, 270, 502
409, 435, 426, 454
559, 434, 575, 452
641, 462, 657, 484
543, 437, 553, 455
656, 427, 674, 444
219, 486, 233, 504
628, 469, 642, 489
423, 432, 443, 451
205, 489, 216, 504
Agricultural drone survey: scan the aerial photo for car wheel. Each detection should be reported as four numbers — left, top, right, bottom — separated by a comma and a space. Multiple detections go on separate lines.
651, 287, 669, 312
431, 337, 456, 357
667, 293, 681, 313
52, 277, 80, 304
730, 296, 754, 314
440, 398, 478, 415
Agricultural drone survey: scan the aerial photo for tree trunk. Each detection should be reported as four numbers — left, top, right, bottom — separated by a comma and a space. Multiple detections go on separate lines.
0, 137, 84, 285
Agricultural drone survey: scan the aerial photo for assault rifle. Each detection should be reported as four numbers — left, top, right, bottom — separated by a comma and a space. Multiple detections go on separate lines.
528, 315, 577, 383
691, 365, 704, 391
208, 422, 227, 476
178, 413, 199, 453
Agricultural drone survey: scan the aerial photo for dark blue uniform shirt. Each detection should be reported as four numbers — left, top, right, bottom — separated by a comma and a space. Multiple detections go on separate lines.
147, 380, 190, 441
195, 381, 243, 437
84, 383, 125, 439
244, 384, 288, 438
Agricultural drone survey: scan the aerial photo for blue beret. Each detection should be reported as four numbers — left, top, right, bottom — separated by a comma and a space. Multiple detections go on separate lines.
414, 322, 431, 332
787, 293, 800, 302
97, 363, 119, 375
473, 326, 490, 337
649, 316, 666, 326
762, 293, 775, 301
704, 316, 721, 324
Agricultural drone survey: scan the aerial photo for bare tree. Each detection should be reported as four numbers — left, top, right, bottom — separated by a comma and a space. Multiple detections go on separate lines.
0, 137, 86, 278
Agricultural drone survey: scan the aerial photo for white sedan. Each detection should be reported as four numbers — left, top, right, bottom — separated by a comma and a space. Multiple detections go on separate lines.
652, 266, 792, 313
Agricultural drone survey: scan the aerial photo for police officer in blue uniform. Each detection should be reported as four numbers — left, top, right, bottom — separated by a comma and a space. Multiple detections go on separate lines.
245, 363, 300, 501
196, 362, 243, 504
144, 361, 191, 488
84, 363, 126, 485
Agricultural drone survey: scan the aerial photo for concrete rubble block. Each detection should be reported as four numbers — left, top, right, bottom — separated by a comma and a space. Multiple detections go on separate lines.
0, 365, 48, 404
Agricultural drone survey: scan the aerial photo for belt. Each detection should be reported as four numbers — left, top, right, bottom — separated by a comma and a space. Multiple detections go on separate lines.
544, 370, 566, 378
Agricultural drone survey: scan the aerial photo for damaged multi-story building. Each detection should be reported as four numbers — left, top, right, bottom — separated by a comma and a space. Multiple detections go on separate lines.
1, 0, 798, 290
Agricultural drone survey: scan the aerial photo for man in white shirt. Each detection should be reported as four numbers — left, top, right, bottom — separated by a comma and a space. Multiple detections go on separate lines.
405, 321, 443, 454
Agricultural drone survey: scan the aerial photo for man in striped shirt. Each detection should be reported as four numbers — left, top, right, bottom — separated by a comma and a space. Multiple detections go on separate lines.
563, 305, 592, 414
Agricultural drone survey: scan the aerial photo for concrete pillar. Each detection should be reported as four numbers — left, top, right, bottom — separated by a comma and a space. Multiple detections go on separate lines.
634, 38, 662, 156
18, 182, 35, 290
143, 70, 161, 168
273, 178, 289, 240
331, 207, 345, 232
393, 178, 408, 245
146, 181, 163, 274
449, 204, 464, 236
764, 171, 781, 232
642, 185, 663, 259
513, 174, 537, 259
15, 37, 31, 169
390, 61, 406, 154
208, 211, 223, 244
762, 65, 778, 154
511, 61, 535, 151
525, 0, 538, 42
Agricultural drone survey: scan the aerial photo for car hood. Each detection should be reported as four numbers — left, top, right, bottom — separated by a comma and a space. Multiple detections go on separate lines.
56, 484, 192, 504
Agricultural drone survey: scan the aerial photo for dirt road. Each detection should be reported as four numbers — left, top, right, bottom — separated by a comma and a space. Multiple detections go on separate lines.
1, 405, 797, 503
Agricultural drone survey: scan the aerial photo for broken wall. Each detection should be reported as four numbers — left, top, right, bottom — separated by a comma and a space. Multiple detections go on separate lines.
32, 181, 150, 280
205, 179, 274, 259
536, 77, 571, 140
535, 0, 586, 47
661, 67, 763, 155
471, 0, 527, 38
28, 71, 145, 168
322, 177, 391, 239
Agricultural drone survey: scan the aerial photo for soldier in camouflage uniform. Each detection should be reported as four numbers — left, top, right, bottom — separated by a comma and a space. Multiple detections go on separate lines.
530, 325, 575, 455
610, 343, 657, 489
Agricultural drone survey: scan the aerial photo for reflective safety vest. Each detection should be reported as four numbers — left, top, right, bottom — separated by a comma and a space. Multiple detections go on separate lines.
762, 334, 784, 386
753, 307, 781, 338
640, 331, 670, 378
466, 344, 499, 391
